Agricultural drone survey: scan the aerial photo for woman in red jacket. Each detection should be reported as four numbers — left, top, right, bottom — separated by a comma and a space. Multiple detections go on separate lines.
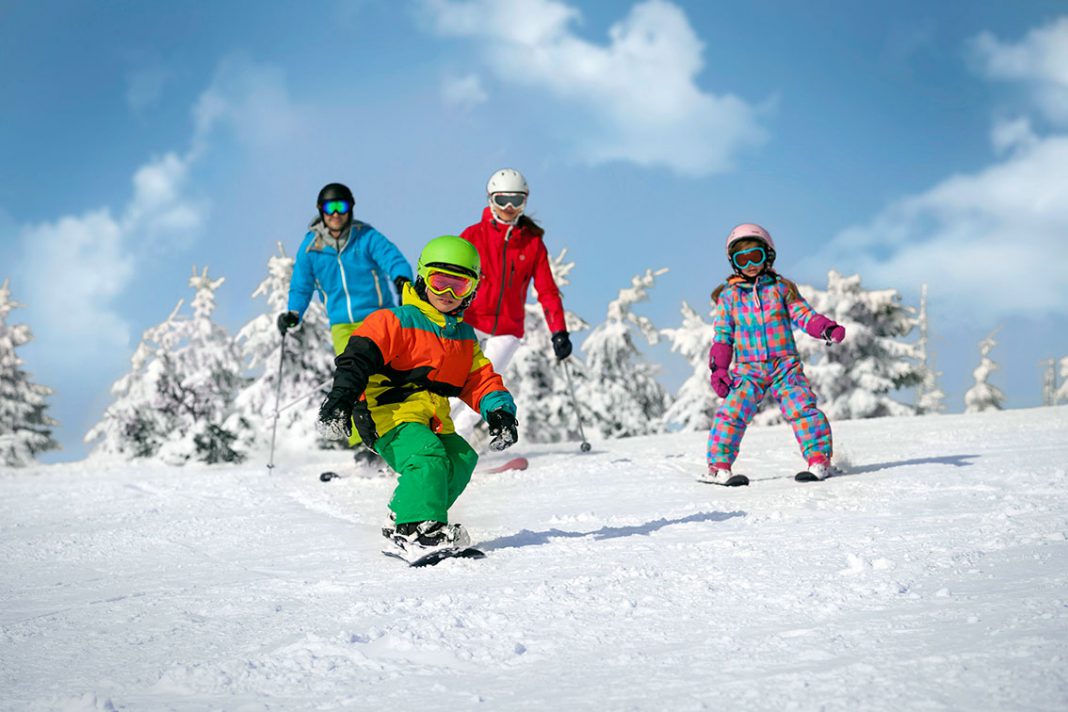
452, 168, 572, 436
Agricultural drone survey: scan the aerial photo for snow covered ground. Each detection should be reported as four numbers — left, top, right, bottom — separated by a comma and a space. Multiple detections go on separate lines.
2, 407, 1067, 711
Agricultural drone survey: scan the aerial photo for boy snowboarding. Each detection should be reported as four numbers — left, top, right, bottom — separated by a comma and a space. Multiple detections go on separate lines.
318, 236, 518, 561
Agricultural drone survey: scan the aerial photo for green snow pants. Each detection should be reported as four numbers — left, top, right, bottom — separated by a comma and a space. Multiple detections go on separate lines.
376, 422, 479, 525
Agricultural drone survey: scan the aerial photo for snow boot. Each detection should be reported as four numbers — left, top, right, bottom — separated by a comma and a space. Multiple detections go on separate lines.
700, 466, 749, 487
389, 520, 471, 552
806, 461, 832, 481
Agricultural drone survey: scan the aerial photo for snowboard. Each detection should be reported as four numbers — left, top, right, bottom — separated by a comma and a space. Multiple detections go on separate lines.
478, 456, 529, 474
382, 546, 486, 567
696, 472, 750, 487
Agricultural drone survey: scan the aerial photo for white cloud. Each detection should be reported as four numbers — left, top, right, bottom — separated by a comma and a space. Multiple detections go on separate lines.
17, 150, 206, 367
11, 57, 301, 381
442, 73, 489, 108
422, 0, 767, 175
809, 133, 1068, 320
972, 17, 1068, 123
990, 116, 1038, 156
192, 55, 306, 154
799, 17, 1068, 322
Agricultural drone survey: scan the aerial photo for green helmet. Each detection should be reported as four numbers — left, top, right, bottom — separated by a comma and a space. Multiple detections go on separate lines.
417, 235, 481, 281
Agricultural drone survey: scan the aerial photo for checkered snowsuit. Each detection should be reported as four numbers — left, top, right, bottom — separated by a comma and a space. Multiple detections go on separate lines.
707, 274, 832, 469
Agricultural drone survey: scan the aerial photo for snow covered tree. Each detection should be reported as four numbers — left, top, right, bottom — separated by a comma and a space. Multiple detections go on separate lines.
964, 328, 1005, 413
1041, 358, 1056, 407
660, 300, 717, 432
915, 284, 945, 414
1057, 356, 1068, 405
229, 243, 336, 456
794, 271, 924, 419
86, 266, 247, 463
577, 268, 670, 439
503, 249, 591, 443
0, 279, 59, 466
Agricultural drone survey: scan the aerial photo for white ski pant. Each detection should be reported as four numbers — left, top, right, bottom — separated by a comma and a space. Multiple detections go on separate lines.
451, 330, 522, 437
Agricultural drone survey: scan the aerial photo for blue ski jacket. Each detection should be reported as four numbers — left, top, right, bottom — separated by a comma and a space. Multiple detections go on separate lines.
288, 219, 414, 326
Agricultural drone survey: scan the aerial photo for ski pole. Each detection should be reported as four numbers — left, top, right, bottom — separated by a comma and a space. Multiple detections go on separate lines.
561, 359, 591, 453
267, 330, 287, 472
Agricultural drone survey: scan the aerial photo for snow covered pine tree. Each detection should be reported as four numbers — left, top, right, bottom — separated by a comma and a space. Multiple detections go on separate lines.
793, 270, 925, 420
964, 328, 1005, 413
578, 269, 670, 439
230, 243, 336, 457
0, 278, 59, 466
914, 283, 945, 414
1057, 356, 1068, 405
85, 267, 247, 464
503, 248, 591, 444
661, 301, 717, 432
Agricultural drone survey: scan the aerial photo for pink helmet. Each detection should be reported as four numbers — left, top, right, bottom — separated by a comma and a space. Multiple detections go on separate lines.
725, 223, 776, 272
726, 223, 775, 253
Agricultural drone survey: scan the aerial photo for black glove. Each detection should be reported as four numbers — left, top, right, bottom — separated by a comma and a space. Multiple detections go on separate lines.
317, 388, 355, 440
394, 276, 410, 299
486, 409, 518, 451
551, 331, 572, 361
276, 310, 299, 334
350, 400, 379, 449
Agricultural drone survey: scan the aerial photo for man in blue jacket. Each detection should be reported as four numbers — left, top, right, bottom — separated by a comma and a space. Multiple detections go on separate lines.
278, 182, 413, 456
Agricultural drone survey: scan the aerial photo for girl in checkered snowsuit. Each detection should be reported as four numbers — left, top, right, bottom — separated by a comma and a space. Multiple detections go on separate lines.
704, 224, 846, 486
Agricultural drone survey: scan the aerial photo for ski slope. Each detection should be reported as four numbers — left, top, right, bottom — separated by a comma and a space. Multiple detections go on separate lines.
2, 407, 1067, 711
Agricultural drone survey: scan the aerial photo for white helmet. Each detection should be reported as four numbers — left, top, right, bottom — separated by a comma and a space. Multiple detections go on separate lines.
486, 168, 528, 195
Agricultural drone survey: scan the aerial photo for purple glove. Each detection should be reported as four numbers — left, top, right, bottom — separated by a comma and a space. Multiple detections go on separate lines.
708, 342, 733, 398
806, 315, 845, 344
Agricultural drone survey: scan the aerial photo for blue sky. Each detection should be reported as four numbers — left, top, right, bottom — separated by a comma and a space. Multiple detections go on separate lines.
3, 0, 1067, 462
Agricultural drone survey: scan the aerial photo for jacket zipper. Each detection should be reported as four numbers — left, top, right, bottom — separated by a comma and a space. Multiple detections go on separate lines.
371, 269, 383, 306
491, 224, 515, 335
753, 281, 768, 361
336, 232, 355, 323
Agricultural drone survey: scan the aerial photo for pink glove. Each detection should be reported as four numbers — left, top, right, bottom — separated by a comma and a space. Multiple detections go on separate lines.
709, 342, 733, 398
806, 315, 845, 344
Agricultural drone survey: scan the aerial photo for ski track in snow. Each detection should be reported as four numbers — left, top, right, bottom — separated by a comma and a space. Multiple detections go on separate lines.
2, 408, 1067, 711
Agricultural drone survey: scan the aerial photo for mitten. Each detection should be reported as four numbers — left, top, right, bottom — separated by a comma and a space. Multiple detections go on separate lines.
276, 310, 299, 334
551, 331, 573, 360
486, 409, 519, 451
317, 389, 355, 440
708, 342, 733, 399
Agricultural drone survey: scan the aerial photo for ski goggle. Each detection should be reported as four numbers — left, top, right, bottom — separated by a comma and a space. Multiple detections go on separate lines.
320, 200, 352, 215
424, 267, 477, 299
491, 193, 527, 209
731, 246, 767, 269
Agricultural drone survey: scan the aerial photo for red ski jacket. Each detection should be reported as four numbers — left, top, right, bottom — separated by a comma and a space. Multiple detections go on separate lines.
460, 207, 566, 338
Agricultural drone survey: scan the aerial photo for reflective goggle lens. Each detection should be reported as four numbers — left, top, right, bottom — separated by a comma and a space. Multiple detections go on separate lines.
492, 193, 526, 209
320, 200, 352, 215
731, 246, 766, 268
425, 269, 476, 298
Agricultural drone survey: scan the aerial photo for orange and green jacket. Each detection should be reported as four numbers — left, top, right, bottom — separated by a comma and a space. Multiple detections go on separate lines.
333, 282, 516, 436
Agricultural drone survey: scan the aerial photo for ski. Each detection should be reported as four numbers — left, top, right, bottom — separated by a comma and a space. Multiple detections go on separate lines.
478, 456, 529, 474
697, 472, 750, 487
795, 470, 829, 482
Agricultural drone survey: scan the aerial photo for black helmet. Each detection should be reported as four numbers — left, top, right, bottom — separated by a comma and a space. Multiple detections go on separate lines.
317, 182, 354, 207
